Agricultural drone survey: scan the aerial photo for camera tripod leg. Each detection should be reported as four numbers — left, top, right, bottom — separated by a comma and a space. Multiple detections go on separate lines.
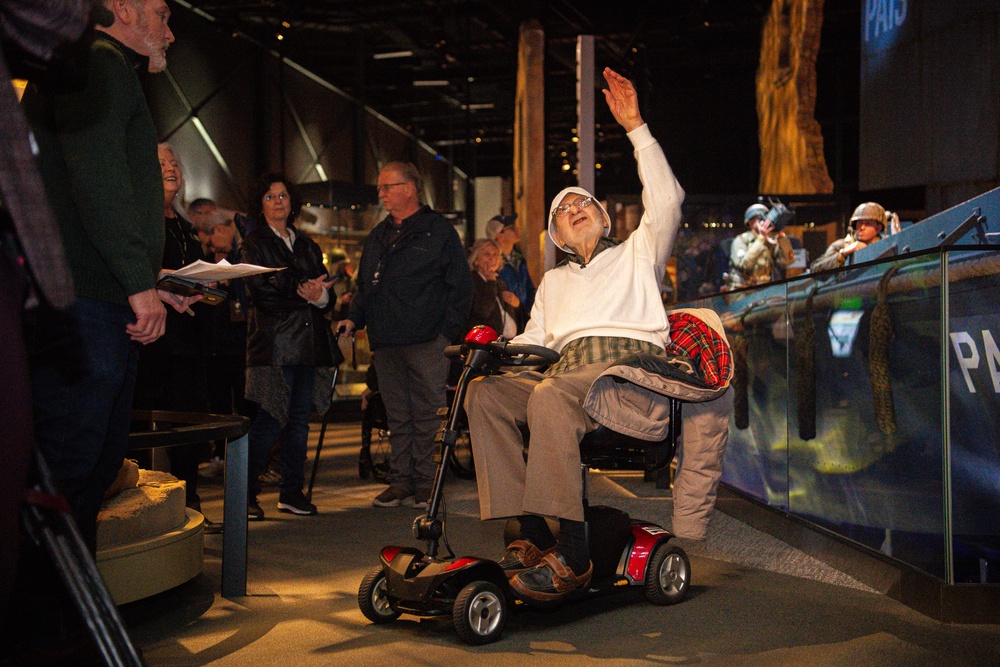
22, 450, 145, 667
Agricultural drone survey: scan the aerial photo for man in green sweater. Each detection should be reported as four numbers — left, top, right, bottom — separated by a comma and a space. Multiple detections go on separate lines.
21, 0, 179, 551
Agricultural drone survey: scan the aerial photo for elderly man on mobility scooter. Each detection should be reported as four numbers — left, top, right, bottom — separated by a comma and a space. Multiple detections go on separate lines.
465, 68, 734, 603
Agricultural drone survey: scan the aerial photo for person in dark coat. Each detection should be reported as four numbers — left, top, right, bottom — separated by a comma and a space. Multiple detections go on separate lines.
338, 161, 473, 510
486, 214, 536, 313
132, 143, 217, 522
468, 238, 523, 338
240, 174, 337, 519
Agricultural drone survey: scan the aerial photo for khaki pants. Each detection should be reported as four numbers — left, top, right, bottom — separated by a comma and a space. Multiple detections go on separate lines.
671, 390, 732, 540
466, 362, 614, 523
466, 364, 733, 539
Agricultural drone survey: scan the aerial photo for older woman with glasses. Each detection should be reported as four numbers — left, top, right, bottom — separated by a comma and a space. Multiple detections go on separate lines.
467, 238, 523, 338
133, 143, 213, 520
240, 173, 339, 520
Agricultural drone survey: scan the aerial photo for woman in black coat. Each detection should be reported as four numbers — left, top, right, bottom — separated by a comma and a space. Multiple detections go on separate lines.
134, 143, 211, 515
467, 239, 523, 338
240, 173, 336, 519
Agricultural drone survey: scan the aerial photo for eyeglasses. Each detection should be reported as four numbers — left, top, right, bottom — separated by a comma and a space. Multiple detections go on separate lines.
376, 182, 407, 194
552, 196, 596, 218
263, 192, 288, 203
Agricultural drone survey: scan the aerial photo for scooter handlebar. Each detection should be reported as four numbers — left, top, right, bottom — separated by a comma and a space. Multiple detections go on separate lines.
489, 340, 561, 365
444, 340, 561, 366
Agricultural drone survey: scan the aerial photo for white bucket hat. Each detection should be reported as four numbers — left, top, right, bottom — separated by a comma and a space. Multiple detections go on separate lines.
547, 186, 611, 253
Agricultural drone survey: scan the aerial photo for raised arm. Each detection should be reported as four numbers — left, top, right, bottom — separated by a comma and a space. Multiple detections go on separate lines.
603, 68, 684, 272
602, 67, 643, 133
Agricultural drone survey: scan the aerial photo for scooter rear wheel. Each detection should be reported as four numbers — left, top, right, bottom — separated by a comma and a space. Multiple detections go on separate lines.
643, 543, 690, 605
452, 581, 506, 645
359, 395, 391, 482
358, 567, 400, 623
447, 431, 476, 479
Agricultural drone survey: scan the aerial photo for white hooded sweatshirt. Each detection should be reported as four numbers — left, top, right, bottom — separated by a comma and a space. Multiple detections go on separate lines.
513, 123, 684, 353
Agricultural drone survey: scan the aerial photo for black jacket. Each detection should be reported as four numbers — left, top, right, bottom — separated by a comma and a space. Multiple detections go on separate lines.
350, 206, 472, 349
147, 214, 208, 357
240, 223, 335, 367
469, 272, 523, 336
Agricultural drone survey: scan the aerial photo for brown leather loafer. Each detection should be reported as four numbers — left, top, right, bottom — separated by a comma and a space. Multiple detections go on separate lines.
497, 539, 556, 576
509, 552, 593, 602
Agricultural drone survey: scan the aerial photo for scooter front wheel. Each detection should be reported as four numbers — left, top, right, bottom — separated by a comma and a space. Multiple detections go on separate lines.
358, 567, 400, 623
643, 543, 690, 605
452, 580, 506, 645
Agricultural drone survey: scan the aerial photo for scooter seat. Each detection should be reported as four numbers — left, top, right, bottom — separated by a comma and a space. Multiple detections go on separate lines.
578, 425, 675, 472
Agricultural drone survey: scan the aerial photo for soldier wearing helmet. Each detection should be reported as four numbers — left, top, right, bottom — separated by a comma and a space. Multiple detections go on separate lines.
726, 202, 794, 289
326, 247, 355, 319
809, 202, 887, 272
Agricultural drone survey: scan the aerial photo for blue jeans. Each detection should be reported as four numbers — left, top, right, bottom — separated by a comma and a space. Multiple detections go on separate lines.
247, 365, 315, 498
27, 297, 140, 552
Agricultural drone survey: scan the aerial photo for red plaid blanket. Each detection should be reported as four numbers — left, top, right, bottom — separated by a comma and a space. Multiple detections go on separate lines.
664, 312, 733, 389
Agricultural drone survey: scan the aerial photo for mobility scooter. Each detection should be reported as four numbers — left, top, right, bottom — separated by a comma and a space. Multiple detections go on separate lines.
357, 326, 691, 645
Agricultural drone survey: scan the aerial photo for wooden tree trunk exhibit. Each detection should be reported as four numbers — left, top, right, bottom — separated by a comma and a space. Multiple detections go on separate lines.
514, 20, 546, 286
757, 0, 833, 194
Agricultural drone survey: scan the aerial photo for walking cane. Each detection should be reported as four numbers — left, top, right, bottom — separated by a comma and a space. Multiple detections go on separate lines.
307, 367, 337, 503
307, 327, 352, 502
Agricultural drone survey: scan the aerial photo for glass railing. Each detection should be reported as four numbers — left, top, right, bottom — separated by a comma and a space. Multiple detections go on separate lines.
679, 245, 1000, 584
944, 247, 1000, 584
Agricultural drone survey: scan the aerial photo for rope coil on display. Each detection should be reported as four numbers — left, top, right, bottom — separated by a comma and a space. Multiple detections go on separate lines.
794, 285, 818, 440
869, 265, 901, 442
719, 248, 1000, 436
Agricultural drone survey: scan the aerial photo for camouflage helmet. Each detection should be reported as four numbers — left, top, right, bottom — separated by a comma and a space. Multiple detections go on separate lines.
744, 203, 769, 224
850, 202, 886, 229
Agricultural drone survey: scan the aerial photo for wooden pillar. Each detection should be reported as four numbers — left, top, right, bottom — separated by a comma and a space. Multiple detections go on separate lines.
514, 20, 546, 286
757, 0, 833, 194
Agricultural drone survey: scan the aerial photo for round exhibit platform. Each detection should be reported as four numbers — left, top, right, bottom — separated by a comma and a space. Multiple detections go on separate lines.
95, 469, 205, 605
97, 507, 204, 605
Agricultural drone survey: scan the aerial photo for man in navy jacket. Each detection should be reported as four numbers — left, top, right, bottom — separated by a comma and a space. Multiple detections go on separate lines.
339, 161, 472, 509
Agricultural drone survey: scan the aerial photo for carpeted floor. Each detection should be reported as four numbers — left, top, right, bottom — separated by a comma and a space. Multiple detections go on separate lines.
121, 423, 1000, 666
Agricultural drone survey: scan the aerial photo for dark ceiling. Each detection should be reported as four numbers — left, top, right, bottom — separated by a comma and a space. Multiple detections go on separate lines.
184, 1, 860, 195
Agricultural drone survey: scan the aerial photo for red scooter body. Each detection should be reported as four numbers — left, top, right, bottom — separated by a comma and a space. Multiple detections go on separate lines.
357, 327, 691, 645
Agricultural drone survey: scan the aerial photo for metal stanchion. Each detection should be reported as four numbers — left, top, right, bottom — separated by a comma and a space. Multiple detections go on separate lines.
222, 433, 248, 598
128, 411, 250, 598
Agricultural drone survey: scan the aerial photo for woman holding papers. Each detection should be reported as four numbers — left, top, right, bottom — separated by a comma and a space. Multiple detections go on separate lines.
134, 143, 213, 519
240, 174, 339, 519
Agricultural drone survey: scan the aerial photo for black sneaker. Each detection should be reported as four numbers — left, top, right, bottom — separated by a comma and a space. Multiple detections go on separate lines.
277, 489, 318, 516
372, 485, 412, 508
248, 497, 264, 521
404, 487, 431, 510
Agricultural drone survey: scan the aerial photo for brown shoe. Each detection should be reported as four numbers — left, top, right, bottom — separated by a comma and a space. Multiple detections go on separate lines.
509, 552, 593, 602
497, 540, 556, 576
